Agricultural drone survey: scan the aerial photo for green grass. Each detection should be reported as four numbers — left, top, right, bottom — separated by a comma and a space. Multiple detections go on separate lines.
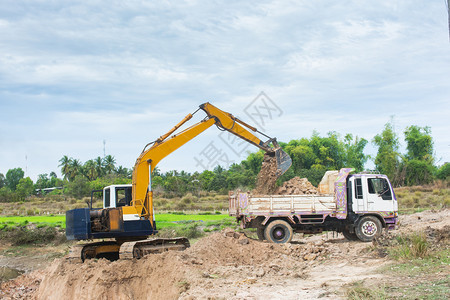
155, 213, 234, 229
346, 281, 387, 300
0, 215, 66, 229
384, 249, 450, 278
0, 213, 235, 230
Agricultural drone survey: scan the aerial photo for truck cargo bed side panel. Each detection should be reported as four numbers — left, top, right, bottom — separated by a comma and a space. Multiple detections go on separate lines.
243, 195, 336, 215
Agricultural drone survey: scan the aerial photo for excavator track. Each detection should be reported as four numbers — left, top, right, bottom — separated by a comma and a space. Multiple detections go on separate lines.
67, 241, 120, 262
67, 244, 84, 262
120, 237, 190, 259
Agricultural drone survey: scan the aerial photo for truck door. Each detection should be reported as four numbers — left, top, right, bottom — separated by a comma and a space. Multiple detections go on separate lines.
349, 177, 367, 212
364, 177, 395, 213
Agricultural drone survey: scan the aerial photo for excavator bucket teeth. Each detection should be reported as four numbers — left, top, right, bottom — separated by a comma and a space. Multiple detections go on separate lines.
275, 148, 292, 176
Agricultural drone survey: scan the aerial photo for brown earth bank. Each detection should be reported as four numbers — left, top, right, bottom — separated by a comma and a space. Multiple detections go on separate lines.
1, 209, 449, 300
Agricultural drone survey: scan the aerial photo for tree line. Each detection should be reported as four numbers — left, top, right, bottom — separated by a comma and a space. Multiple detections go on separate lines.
0, 122, 448, 202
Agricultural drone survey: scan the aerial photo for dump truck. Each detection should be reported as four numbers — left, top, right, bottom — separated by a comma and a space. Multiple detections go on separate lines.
65, 102, 292, 261
229, 168, 398, 243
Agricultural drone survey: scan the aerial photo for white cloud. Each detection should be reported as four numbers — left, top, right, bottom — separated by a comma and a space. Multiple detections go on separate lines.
0, 0, 449, 180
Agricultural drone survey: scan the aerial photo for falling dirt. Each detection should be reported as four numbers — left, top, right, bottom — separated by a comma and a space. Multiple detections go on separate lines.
253, 153, 280, 195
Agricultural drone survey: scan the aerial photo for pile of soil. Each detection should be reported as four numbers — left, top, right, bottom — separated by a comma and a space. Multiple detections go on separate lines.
275, 177, 318, 195
253, 153, 280, 195
252, 153, 318, 196
28, 230, 329, 300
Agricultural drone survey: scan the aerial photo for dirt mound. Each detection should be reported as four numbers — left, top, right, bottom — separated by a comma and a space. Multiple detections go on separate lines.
252, 153, 318, 196
425, 225, 450, 243
253, 153, 280, 195
32, 230, 329, 300
0, 270, 42, 300
36, 251, 187, 300
275, 177, 318, 195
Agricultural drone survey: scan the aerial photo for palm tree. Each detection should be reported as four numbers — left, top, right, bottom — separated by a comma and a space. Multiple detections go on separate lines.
83, 160, 98, 181
69, 159, 82, 181
103, 155, 116, 174
94, 156, 104, 178
58, 156, 72, 181
116, 166, 131, 178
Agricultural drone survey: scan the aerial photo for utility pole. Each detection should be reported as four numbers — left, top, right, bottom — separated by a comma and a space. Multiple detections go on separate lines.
103, 140, 106, 158
447, 0, 450, 41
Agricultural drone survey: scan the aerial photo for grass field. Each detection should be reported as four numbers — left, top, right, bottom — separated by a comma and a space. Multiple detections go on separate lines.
0, 213, 235, 230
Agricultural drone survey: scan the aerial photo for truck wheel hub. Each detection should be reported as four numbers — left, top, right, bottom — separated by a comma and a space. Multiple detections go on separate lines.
362, 221, 377, 236
274, 228, 286, 240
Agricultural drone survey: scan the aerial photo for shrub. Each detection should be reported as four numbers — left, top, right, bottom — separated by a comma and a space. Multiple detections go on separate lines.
405, 160, 434, 186
0, 227, 58, 245
389, 233, 429, 260
436, 163, 450, 180
178, 224, 204, 239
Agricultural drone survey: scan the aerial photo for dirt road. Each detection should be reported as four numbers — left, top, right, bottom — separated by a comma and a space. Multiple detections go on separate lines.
1, 209, 448, 299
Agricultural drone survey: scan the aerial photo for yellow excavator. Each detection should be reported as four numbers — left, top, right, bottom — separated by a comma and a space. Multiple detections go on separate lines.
66, 102, 292, 261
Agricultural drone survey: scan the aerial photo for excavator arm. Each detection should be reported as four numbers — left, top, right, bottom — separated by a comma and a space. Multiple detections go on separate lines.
131, 102, 292, 222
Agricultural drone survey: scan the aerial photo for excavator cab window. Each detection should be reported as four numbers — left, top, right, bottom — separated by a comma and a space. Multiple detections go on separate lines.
104, 188, 110, 208
116, 187, 132, 207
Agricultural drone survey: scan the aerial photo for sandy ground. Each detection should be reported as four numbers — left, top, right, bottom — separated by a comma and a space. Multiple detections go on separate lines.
0, 209, 448, 300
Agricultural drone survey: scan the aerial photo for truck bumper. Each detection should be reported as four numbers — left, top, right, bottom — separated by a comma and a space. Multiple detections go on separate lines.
384, 216, 398, 230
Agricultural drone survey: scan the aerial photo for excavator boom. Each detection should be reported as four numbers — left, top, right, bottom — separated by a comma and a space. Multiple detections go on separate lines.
132, 102, 292, 222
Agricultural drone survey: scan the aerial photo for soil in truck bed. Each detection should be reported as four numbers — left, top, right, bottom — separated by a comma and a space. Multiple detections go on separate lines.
253, 152, 318, 196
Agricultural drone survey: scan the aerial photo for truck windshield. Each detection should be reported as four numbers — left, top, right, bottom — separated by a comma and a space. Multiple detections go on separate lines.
368, 178, 392, 200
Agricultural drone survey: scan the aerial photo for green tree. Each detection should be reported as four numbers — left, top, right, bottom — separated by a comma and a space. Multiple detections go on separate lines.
6, 168, 25, 191
66, 175, 91, 198
58, 156, 72, 180
68, 159, 82, 181
436, 163, 450, 180
94, 156, 104, 178
404, 125, 433, 162
241, 151, 264, 175
199, 170, 215, 190
16, 177, 34, 200
116, 166, 132, 178
0, 173, 5, 188
401, 125, 435, 186
343, 134, 368, 172
103, 155, 116, 174
404, 160, 434, 186
372, 123, 400, 181
35, 173, 50, 189
83, 160, 98, 181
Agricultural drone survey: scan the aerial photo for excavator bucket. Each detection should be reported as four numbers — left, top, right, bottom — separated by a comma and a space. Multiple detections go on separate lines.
275, 148, 292, 176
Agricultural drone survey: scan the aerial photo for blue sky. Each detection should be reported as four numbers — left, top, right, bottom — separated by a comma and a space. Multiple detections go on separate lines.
0, 0, 449, 181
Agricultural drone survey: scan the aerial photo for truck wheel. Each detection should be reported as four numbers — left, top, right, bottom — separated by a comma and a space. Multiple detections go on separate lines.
264, 220, 293, 244
342, 229, 358, 241
355, 216, 382, 242
257, 227, 265, 241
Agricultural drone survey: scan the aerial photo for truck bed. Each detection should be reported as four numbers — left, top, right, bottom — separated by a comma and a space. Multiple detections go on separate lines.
229, 192, 336, 217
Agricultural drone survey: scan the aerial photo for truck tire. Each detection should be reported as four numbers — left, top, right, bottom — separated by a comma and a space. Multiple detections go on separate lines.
257, 227, 265, 241
264, 220, 293, 244
355, 216, 382, 242
342, 229, 358, 241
